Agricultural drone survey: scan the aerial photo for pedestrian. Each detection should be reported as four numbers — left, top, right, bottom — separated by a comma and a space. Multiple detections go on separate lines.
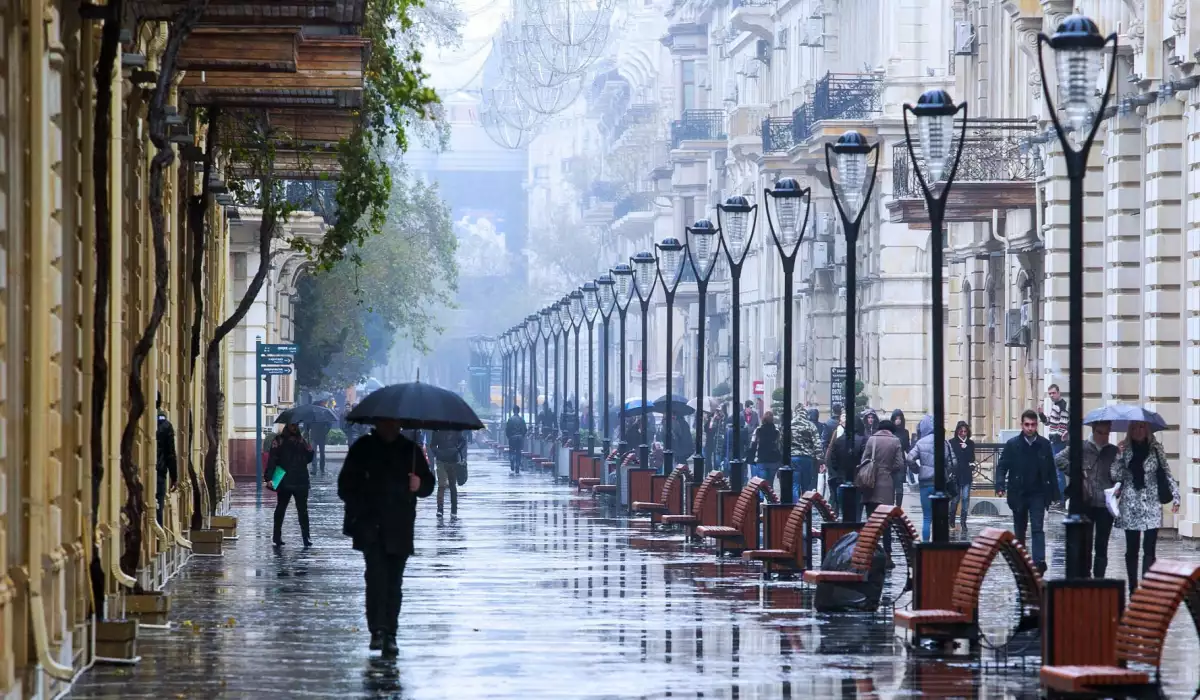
862, 409, 879, 436
822, 404, 843, 454
1053, 420, 1117, 577
748, 411, 783, 490
155, 392, 178, 526
505, 405, 527, 474
337, 420, 435, 657
827, 415, 867, 519
308, 414, 332, 475
559, 400, 579, 443
994, 409, 1060, 573
890, 409, 910, 507
789, 405, 823, 500
705, 403, 725, 470
905, 418, 957, 541
670, 413, 694, 466
948, 420, 976, 531
1110, 421, 1180, 592
431, 429, 468, 518
266, 422, 314, 548
859, 419, 906, 566
1039, 384, 1070, 501
538, 401, 556, 437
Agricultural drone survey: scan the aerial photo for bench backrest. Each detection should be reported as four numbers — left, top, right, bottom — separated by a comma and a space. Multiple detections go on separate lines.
658, 465, 689, 505
779, 490, 834, 552
849, 505, 920, 572
948, 527, 1042, 617
691, 471, 729, 512
728, 477, 772, 529
1116, 560, 1200, 670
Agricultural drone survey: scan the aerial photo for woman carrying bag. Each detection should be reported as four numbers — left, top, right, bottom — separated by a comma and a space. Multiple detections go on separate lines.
266, 422, 315, 547
1111, 421, 1180, 593
856, 419, 905, 566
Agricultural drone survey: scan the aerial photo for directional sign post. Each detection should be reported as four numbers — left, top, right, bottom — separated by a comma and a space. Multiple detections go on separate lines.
255, 338, 297, 506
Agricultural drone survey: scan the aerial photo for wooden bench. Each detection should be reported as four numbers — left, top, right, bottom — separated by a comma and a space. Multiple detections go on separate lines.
741, 490, 836, 575
662, 471, 728, 537
894, 527, 1042, 645
802, 504, 920, 585
1040, 559, 1200, 697
694, 477, 777, 553
631, 465, 689, 523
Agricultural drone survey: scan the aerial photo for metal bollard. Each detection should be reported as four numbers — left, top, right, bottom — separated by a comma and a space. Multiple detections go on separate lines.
777, 467, 794, 504
729, 460, 745, 492
838, 483, 859, 523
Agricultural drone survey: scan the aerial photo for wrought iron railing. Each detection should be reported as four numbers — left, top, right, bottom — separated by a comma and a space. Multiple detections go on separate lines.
811, 72, 883, 123
891, 119, 1040, 199
791, 103, 813, 144
611, 103, 656, 144
761, 116, 795, 153
670, 109, 726, 148
613, 191, 655, 220
588, 180, 622, 203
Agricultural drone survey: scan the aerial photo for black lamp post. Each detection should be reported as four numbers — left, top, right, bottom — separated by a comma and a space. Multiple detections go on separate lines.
480, 335, 496, 410
764, 178, 813, 505
525, 314, 540, 429
569, 289, 585, 447
557, 298, 573, 445
685, 219, 721, 478
612, 263, 635, 456
1037, 15, 1118, 578
656, 237, 687, 470
716, 195, 758, 492
631, 251, 659, 471
582, 281, 600, 454
549, 304, 563, 441
499, 332, 508, 418
902, 89, 970, 543
514, 328, 525, 421
825, 130, 881, 522
596, 274, 617, 455
540, 307, 553, 436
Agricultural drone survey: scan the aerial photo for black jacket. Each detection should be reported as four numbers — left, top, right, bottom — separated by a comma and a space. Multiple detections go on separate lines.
267, 432, 314, 490
505, 414, 527, 440
949, 437, 976, 485
749, 423, 783, 464
338, 432, 435, 556
995, 433, 1061, 507
156, 411, 178, 486
308, 421, 332, 443
828, 433, 867, 482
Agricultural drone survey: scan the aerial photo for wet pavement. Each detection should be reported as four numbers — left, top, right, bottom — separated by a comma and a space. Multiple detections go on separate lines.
70, 449, 1200, 699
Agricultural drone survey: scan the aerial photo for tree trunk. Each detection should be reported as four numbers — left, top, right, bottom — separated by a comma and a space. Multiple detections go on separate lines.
119, 0, 208, 581
90, 0, 123, 615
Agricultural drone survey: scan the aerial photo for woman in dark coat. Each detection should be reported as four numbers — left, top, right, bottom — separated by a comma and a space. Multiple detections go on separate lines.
948, 420, 976, 530
338, 419, 435, 657
266, 422, 314, 547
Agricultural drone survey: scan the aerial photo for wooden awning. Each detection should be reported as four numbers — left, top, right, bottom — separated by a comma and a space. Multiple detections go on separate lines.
178, 27, 300, 73
221, 109, 359, 146
229, 150, 341, 180
132, 0, 366, 26
180, 36, 367, 92
886, 182, 1036, 224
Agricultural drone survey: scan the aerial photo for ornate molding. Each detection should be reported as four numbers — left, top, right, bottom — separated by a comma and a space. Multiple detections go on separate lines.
1168, 0, 1187, 37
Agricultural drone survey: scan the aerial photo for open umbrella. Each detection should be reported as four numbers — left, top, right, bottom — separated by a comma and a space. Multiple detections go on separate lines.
652, 393, 694, 416
276, 404, 338, 425
1082, 404, 1168, 433
345, 382, 483, 431
622, 397, 651, 413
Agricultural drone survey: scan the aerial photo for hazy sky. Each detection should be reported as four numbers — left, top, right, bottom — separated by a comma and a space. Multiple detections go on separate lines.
423, 0, 509, 92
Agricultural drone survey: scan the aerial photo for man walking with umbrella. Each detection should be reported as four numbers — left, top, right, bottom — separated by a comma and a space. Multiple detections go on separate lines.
505, 405, 527, 474
309, 408, 333, 475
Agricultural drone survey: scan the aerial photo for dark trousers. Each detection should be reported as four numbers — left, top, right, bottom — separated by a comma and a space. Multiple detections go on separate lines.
363, 547, 409, 635
1123, 528, 1158, 591
1011, 495, 1046, 565
273, 486, 310, 543
1087, 505, 1114, 578
508, 437, 523, 473
156, 472, 167, 525
316, 441, 326, 472
828, 477, 844, 518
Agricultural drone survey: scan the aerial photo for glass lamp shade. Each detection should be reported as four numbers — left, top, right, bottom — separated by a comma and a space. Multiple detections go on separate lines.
525, 315, 539, 343
832, 130, 872, 215
912, 90, 958, 183
767, 178, 805, 255
540, 308, 554, 338
686, 219, 720, 281
469, 335, 484, 357
718, 195, 753, 263
582, 281, 599, 321
631, 252, 658, 300
558, 299, 572, 329
1049, 15, 1108, 136
596, 274, 616, 316
548, 308, 561, 334
656, 238, 685, 290
612, 263, 635, 310
569, 290, 584, 326
481, 336, 496, 360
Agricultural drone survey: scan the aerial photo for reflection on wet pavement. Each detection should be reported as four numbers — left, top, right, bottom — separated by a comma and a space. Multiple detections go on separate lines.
69, 450, 1200, 699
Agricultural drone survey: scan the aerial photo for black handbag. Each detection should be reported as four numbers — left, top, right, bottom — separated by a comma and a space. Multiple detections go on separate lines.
1152, 445, 1172, 505
455, 462, 469, 486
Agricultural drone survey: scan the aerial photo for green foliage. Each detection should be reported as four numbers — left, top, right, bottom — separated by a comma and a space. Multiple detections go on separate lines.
771, 387, 785, 415
853, 379, 869, 410
711, 381, 730, 397
326, 428, 348, 445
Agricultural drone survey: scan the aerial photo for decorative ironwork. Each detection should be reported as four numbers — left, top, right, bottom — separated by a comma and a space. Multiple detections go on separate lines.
761, 116, 794, 153
610, 103, 656, 143
732, 0, 773, 7
670, 109, 726, 148
791, 103, 813, 143
613, 191, 655, 220
891, 119, 1040, 199
810, 71, 883, 122
588, 180, 622, 203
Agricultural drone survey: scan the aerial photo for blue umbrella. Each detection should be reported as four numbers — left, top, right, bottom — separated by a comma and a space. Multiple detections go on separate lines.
1082, 404, 1167, 432
624, 397, 651, 412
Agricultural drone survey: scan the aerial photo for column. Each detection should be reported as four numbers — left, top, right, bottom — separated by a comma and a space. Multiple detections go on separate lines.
1104, 113, 1144, 404
1183, 90, 1200, 537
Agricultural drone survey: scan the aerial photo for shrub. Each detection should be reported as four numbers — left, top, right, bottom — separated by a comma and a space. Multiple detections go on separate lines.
326, 428, 347, 445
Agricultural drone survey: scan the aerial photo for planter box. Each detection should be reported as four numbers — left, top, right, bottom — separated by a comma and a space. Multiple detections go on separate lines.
96, 619, 138, 661
210, 515, 238, 539
189, 529, 223, 556
124, 592, 171, 626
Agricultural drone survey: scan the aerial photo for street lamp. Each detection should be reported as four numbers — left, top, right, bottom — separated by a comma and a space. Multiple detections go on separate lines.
825, 129, 880, 521
715, 195, 758, 491
582, 281, 600, 454
569, 289, 585, 447
525, 313, 541, 428
558, 298, 574, 445
541, 307, 555, 437
1037, 15, 1117, 578
631, 251, 658, 471
686, 219, 721, 479
611, 263, 635, 456
498, 332, 509, 418
596, 273, 617, 454
480, 335, 496, 411
656, 237, 687, 470
764, 178, 813, 505
548, 305, 563, 440
903, 89, 969, 542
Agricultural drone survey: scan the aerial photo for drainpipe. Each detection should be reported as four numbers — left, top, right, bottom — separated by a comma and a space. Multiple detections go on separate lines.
27, 0, 80, 679
107, 30, 136, 590
990, 208, 1010, 430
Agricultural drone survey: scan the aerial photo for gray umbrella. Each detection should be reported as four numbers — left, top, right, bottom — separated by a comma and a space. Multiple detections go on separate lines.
276, 404, 338, 425
1082, 404, 1167, 433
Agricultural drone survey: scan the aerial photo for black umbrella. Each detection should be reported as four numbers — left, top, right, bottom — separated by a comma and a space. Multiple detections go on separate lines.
345, 382, 483, 431
652, 394, 694, 417
275, 404, 338, 425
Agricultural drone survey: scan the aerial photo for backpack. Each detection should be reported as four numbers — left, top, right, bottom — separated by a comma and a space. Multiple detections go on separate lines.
432, 431, 462, 463
854, 439, 878, 491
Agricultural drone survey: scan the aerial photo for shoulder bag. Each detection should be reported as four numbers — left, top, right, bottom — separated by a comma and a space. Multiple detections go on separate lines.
455, 461, 469, 486
854, 439, 878, 491
1152, 444, 1173, 505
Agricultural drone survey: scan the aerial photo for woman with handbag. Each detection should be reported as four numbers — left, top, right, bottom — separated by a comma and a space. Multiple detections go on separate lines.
266, 422, 315, 547
948, 421, 976, 532
1111, 421, 1180, 592
857, 419, 905, 565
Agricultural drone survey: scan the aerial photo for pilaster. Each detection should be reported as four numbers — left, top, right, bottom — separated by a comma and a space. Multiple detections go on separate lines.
1104, 113, 1144, 403
1182, 90, 1200, 537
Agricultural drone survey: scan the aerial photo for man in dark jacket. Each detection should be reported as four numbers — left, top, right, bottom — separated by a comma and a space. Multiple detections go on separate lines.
338, 420, 435, 657
538, 401, 556, 437
308, 416, 332, 474
995, 409, 1061, 572
827, 416, 867, 519
822, 404, 843, 453
155, 393, 178, 525
505, 405, 527, 474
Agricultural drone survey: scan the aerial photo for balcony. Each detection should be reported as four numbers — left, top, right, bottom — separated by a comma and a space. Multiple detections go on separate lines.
728, 104, 769, 157
761, 116, 795, 154
610, 103, 657, 146
610, 190, 657, 239
887, 119, 1040, 225
670, 109, 726, 149
729, 0, 773, 40
583, 180, 621, 226
810, 72, 884, 123
613, 191, 656, 221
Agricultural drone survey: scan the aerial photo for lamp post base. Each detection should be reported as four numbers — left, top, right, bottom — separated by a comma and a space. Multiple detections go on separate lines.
777, 467, 794, 505
1063, 512, 1095, 579
838, 483, 859, 523
729, 459, 745, 492
663, 449, 674, 474
929, 491, 951, 543
587, 435, 595, 457
639, 444, 650, 473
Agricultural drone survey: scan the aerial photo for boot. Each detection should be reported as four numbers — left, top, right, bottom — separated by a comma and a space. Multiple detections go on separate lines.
382, 636, 399, 658
369, 631, 383, 651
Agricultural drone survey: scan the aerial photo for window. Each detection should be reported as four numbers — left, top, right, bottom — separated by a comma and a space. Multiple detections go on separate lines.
681, 60, 696, 112
682, 197, 695, 228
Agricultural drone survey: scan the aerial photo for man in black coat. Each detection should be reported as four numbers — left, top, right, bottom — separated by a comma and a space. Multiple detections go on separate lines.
308, 413, 332, 474
155, 393, 178, 525
995, 409, 1061, 572
338, 419, 435, 657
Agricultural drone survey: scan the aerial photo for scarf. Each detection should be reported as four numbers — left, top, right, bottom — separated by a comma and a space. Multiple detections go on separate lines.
1129, 439, 1150, 490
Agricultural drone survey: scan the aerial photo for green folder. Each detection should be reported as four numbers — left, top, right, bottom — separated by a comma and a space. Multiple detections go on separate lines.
270, 466, 286, 490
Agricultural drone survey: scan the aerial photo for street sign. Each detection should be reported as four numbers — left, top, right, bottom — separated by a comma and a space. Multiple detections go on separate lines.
261, 366, 293, 376
260, 343, 298, 355
259, 356, 292, 366
829, 367, 859, 411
